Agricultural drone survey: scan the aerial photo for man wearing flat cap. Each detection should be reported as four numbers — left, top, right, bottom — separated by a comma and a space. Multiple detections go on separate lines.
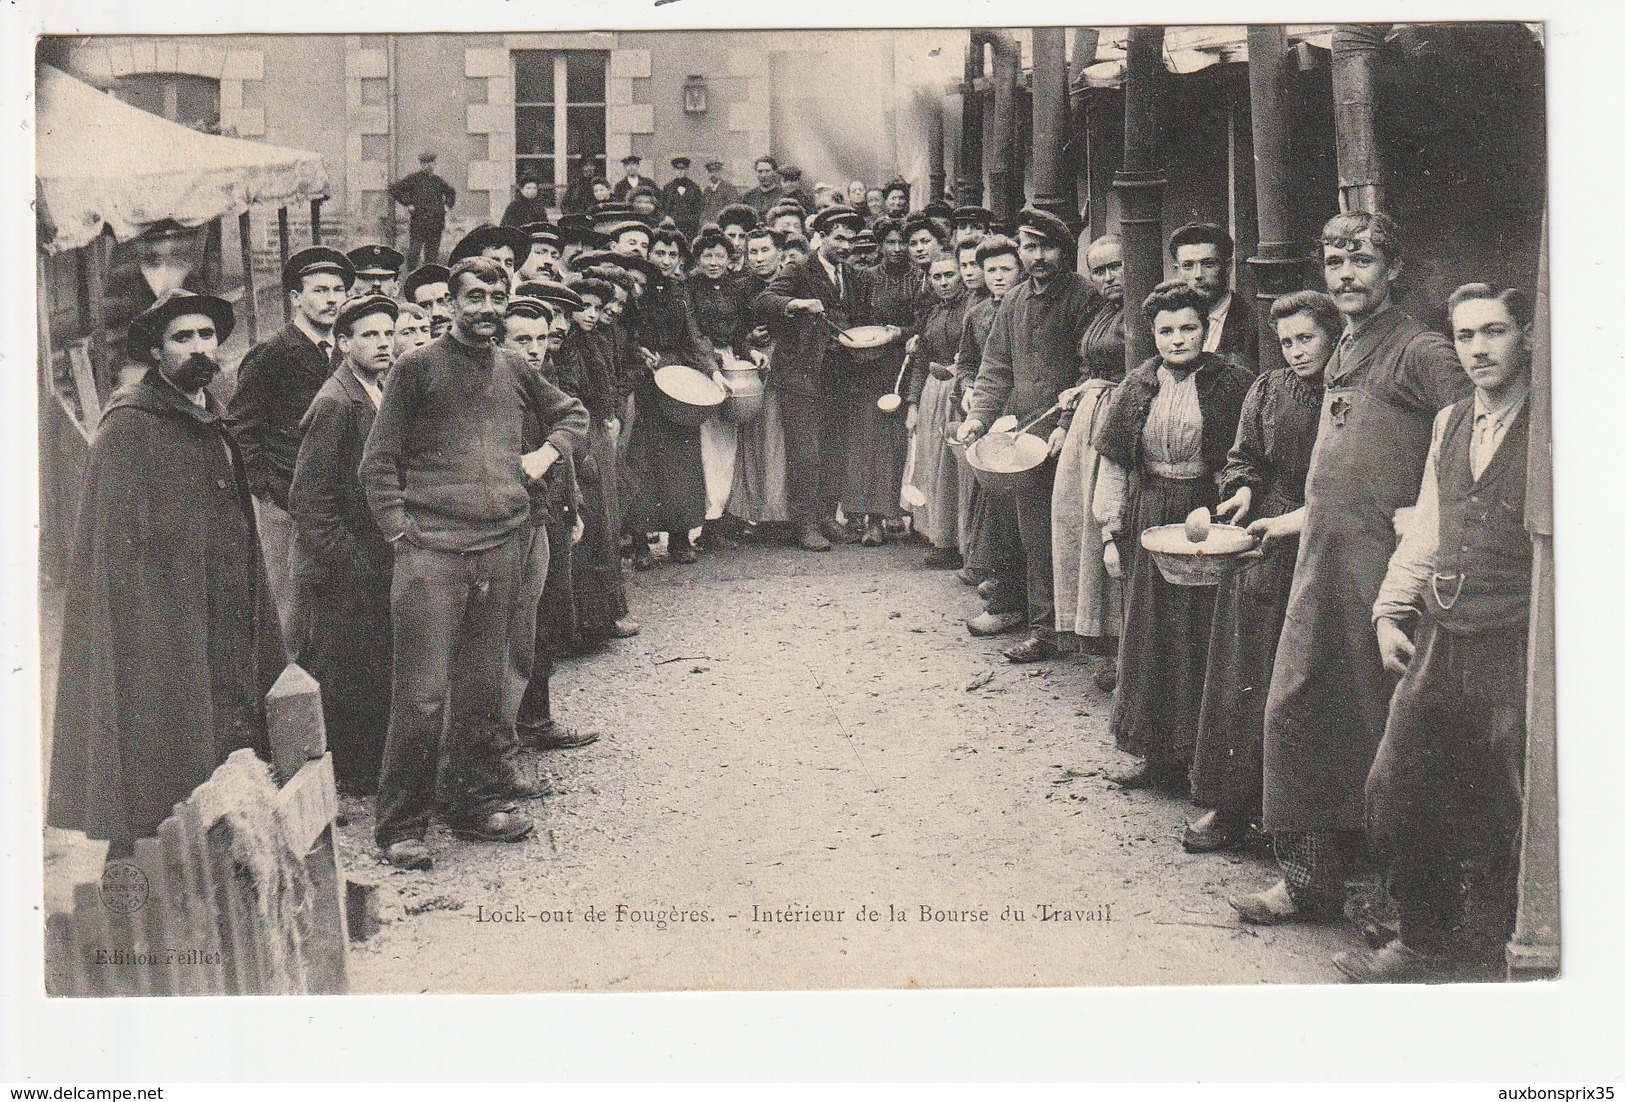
49, 290, 285, 852
959, 207, 1099, 664
700, 158, 741, 226
390, 151, 457, 269
515, 223, 565, 284
288, 294, 400, 796
952, 206, 994, 246
448, 224, 534, 286
402, 263, 453, 340
348, 244, 405, 298
228, 245, 355, 642
660, 156, 705, 240
611, 154, 653, 201
756, 204, 866, 550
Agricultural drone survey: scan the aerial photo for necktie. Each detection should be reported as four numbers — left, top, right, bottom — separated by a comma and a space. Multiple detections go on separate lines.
319, 340, 332, 361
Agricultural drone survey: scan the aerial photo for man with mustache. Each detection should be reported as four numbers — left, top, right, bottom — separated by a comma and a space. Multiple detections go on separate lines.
1231, 211, 1472, 929
227, 246, 355, 644
49, 290, 286, 854
402, 264, 453, 339
361, 257, 588, 870
288, 294, 400, 796
959, 208, 1098, 664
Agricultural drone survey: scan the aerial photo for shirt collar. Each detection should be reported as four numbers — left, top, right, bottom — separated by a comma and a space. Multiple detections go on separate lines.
292, 314, 332, 350
1475, 383, 1528, 427
1208, 291, 1232, 322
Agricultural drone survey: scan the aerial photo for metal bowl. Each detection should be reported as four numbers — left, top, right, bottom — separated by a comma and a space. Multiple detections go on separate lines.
966, 431, 1051, 494
652, 365, 726, 428
1140, 522, 1259, 586
837, 325, 897, 350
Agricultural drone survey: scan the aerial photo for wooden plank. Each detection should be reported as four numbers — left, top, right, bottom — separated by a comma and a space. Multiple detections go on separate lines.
238, 210, 260, 346
132, 838, 180, 996
44, 912, 85, 997
300, 828, 350, 994
158, 815, 221, 995
266, 662, 326, 784
70, 880, 113, 997
276, 755, 339, 853
179, 798, 248, 995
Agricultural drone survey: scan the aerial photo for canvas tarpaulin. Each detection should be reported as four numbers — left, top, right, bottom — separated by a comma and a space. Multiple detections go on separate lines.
35, 65, 330, 254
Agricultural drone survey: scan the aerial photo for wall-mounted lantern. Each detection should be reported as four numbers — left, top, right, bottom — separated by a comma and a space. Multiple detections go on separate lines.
683, 74, 709, 115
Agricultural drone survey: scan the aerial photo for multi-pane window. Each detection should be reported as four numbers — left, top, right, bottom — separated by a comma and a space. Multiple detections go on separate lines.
514, 50, 608, 201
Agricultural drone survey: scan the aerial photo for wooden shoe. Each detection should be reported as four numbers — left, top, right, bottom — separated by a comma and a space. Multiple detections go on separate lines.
383, 839, 433, 870
1333, 940, 1460, 984
1228, 880, 1301, 925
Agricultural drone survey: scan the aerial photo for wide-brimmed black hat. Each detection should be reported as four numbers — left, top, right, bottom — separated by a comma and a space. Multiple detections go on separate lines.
128, 289, 235, 365
808, 205, 864, 237
448, 224, 533, 266
704, 158, 725, 171
346, 244, 405, 278
1016, 206, 1077, 254
333, 293, 400, 337
401, 264, 451, 301
282, 246, 355, 292
621, 154, 642, 165
671, 155, 691, 169
557, 215, 610, 250
921, 201, 954, 222
599, 219, 655, 242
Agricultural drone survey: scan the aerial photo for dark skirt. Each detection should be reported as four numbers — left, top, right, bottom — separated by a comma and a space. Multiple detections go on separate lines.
571, 422, 629, 640
1109, 470, 1221, 767
840, 365, 910, 517
963, 477, 1022, 580
1189, 497, 1301, 816
624, 381, 708, 534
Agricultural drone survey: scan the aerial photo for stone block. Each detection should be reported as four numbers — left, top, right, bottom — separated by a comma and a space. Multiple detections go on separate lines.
467, 159, 508, 193
348, 48, 388, 80
727, 101, 770, 133
607, 76, 634, 107
486, 75, 514, 108
234, 107, 266, 137
130, 41, 157, 75
355, 104, 389, 136
467, 102, 506, 135
153, 42, 178, 75
222, 48, 264, 82
607, 103, 654, 136
609, 48, 651, 79
465, 47, 509, 79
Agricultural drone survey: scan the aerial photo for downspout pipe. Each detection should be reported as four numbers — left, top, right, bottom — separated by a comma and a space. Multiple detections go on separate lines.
986, 30, 1022, 222
957, 33, 986, 207
1114, 25, 1168, 371
1331, 23, 1390, 213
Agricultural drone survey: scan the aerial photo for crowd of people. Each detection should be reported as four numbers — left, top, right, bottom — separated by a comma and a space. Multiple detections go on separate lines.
47, 145, 1539, 986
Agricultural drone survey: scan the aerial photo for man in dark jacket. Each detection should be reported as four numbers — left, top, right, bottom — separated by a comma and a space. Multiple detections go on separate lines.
288, 294, 399, 795
390, 151, 456, 268
610, 154, 653, 201
48, 291, 285, 853
755, 205, 864, 550
959, 208, 1098, 664
700, 158, 741, 225
227, 246, 355, 642
360, 257, 588, 870
1170, 222, 1257, 372
661, 156, 705, 240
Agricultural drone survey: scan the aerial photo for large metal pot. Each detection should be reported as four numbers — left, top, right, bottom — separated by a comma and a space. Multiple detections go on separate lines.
966, 431, 1051, 494
652, 364, 726, 428
1140, 523, 1260, 586
718, 363, 766, 425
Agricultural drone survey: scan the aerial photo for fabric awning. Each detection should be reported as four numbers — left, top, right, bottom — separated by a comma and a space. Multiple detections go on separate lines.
35, 65, 331, 254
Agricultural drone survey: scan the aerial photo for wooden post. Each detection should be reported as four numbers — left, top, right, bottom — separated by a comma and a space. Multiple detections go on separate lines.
987, 31, 1023, 222
309, 197, 324, 246
1114, 26, 1168, 372
1245, 25, 1305, 374
1031, 27, 1071, 224
277, 207, 292, 322
266, 662, 328, 785
1331, 24, 1390, 214
1069, 29, 1101, 232
1509, 209, 1558, 980
957, 35, 986, 208
237, 210, 260, 346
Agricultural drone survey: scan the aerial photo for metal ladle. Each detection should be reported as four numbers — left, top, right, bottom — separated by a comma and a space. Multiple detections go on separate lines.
989, 401, 1066, 438
876, 350, 914, 414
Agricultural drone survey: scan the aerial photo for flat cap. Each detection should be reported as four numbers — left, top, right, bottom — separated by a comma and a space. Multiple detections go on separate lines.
671, 155, 691, 168
1016, 206, 1077, 253
333, 293, 399, 337
282, 246, 355, 292
705, 158, 725, 171
448, 224, 532, 266
347, 244, 405, 277
921, 200, 954, 222
808, 205, 864, 237
520, 222, 564, 249
952, 205, 994, 225
518, 279, 586, 314
401, 264, 451, 301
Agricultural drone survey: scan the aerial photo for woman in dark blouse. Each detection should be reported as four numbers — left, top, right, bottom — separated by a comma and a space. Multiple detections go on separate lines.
1183, 290, 1338, 852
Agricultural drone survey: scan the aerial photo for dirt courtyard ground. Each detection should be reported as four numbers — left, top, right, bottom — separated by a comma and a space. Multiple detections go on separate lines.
339, 534, 1357, 994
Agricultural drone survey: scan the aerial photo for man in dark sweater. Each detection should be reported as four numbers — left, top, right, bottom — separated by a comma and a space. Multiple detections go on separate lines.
1337, 283, 1536, 984
227, 246, 355, 642
360, 257, 588, 870
959, 208, 1098, 664
390, 151, 457, 268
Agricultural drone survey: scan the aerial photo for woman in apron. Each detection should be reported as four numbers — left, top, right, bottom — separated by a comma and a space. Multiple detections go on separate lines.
903, 253, 969, 567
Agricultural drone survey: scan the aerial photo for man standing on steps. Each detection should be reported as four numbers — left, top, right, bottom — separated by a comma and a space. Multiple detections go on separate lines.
959, 208, 1097, 665
390, 151, 456, 269
228, 246, 355, 643
700, 158, 741, 226
661, 156, 705, 240
360, 257, 588, 871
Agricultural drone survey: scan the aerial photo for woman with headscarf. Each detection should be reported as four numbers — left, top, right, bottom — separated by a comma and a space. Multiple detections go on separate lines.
1182, 291, 1336, 853
1091, 281, 1253, 792
843, 213, 920, 546
903, 253, 969, 568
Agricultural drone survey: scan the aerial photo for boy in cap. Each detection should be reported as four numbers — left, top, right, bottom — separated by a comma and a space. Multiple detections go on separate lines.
611, 154, 652, 201
390, 151, 456, 268
661, 156, 705, 239
227, 246, 356, 641
49, 291, 285, 853
289, 294, 400, 794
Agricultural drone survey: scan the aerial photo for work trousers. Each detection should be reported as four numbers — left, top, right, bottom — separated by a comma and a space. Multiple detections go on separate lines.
251, 494, 298, 648
1013, 458, 1058, 639
777, 389, 848, 527
375, 525, 545, 846
406, 225, 444, 269
1366, 619, 1528, 960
